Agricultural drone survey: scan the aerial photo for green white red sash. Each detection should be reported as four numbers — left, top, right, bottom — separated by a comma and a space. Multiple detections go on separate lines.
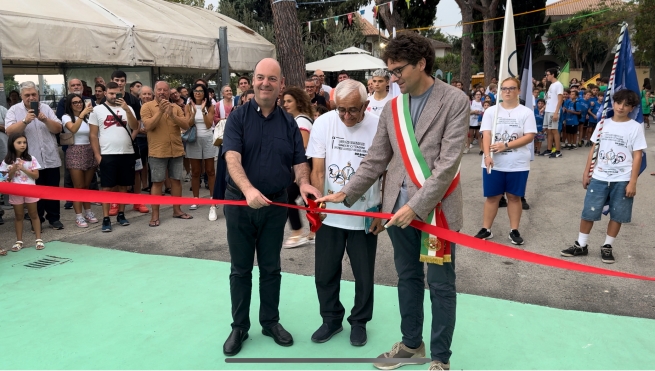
391, 94, 460, 265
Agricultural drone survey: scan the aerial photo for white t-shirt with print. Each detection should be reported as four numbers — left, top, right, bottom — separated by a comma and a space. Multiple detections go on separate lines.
295, 115, 313, 134
591, 118, 647, 182
0, 157, 41, 185
480, 104, 538, 172
306, 110, 381, 230
545, 81, 564, 113
367, 94, 391, 116
470, 100, 483, 127
88, 104, 135, 155
62, 114, 92, 145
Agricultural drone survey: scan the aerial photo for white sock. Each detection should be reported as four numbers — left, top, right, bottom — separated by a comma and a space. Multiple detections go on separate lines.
75, 213, 83, 218
578, 233, 589, 247
84, 209, 91, 214
604, 235, 615, 247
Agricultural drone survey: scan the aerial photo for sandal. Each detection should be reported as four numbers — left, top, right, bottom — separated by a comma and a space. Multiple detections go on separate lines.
149, 219, 160, 227
35, 239, 45, 250
172, 213, 193, 219
0, 249, 7, 256
11, 241, 23, 252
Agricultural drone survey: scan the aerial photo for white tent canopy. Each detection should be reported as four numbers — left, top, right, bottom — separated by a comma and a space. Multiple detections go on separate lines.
305, 47, 386, 72
0, 0, 275, 74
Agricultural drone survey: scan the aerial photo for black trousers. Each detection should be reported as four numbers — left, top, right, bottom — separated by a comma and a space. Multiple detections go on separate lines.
224, 187, 288, 331
315, 224, 377, 328
213, 146, 227, 200
35, 167, 61, 223
286, 182, 302, 231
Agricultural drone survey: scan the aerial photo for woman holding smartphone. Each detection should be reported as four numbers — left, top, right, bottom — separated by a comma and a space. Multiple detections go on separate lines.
62, 94, 99, 228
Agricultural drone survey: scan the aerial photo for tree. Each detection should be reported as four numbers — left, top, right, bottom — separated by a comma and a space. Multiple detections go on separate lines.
434, 53, 478, 81
634, 0, 655, 68
470, 0, 501, 86
3, 75, 19, 93
455, 0, 474, 90
270, 0, 305, 88
375, 0, 440, 32
304, 17, 366, 63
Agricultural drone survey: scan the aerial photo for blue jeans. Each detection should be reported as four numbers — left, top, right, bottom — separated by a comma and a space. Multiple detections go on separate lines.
387, 226, 457, 363
581, 178, 634, 223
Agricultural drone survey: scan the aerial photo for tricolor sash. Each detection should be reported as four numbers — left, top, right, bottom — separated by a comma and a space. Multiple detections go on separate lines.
391, 94, 460, 265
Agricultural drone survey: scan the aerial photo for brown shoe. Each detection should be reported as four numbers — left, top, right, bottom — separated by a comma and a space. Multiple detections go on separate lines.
428, 360, 450, 370
373, 341, 427, 370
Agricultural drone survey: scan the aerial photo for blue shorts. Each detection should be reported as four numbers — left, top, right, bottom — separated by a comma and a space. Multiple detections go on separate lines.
581, 178, 634, 223
482, 169, 529, 197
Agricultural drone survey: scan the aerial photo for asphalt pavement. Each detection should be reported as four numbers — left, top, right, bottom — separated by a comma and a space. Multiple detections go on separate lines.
1, 129, 654, 320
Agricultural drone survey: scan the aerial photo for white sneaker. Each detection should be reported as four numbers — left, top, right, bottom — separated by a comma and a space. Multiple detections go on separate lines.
463, 147, 469, 154
75, 215, 88, 228
208, 206, 218, 221
184, 172, 191, 182
283, 235, 309, 249
85, 210, 99, 224
189, 198, 198, 210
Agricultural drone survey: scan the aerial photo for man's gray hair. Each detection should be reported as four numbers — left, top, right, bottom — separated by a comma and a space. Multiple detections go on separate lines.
335, 79, 367, 103
19, 81, 37, 95
372, 69, 389, 80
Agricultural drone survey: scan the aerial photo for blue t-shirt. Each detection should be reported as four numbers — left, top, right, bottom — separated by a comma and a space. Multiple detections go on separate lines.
588, 97, 599, 123
577, 99, 590, 123
564, 99, 579, 126
534, 107, 544, 132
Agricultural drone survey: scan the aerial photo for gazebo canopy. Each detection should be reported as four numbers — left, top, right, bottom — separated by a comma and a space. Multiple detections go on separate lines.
0, 0, 275, 74
305, 47, 386, 72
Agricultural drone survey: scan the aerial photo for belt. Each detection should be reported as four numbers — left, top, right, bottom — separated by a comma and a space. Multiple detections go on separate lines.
226, 183, 286, 200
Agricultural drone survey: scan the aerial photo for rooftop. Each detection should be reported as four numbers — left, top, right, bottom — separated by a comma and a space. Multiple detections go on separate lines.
546, 0, 623, 17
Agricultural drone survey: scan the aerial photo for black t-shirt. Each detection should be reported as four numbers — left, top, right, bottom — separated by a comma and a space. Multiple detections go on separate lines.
311, 93, 327, 108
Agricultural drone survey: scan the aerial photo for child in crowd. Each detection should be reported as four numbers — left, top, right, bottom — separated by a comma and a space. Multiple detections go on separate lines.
583, 91, 598, 146
563, 90, 580, 149
534, 99, 545, 154
479, 100, 492, 155
561, 90, 646, 263
558, 90, 570, 148
0, 133, 45, 253
577, 91, 590, 146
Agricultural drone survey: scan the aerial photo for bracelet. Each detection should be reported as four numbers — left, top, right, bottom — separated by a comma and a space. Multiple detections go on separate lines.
484, 154, 491, 159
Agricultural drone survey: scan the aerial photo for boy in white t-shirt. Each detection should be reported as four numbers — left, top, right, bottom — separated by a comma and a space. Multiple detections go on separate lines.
366, 69, 391, 116
561, 90, 647, 263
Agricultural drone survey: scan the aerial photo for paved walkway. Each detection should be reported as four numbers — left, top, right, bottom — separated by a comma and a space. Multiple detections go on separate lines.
1, 242, 654, 370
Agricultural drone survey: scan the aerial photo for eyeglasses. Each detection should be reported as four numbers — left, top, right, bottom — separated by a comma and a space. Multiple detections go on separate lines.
500, 87, 518, 92
71, 101, 83, 105
337, 105, 364, 116
193, 90, 204, 93
386, 63, 412, 78
316, 74, 325, 78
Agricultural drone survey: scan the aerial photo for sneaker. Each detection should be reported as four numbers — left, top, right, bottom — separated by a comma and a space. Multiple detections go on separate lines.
521, 197, 530, 210
306, 232, 316, 244
428, 361, 450, 370
555, 151, 562, 158
509, 229, 524, 245
109, 203, 119, 216
75, 215, 88, 228
311, 323, 343, 343
208, 206, 218, 221
283, 235, 309, 249
184, 172, 191, 182
102, 217, 112, 232
133, 204, 149, 213
560, 241, 588, 257
463, 147, 469, 154
569, 144, 577, 150
498, 197, 507, 208
373, 342, 427, 370
84, 211, 99, 224
474, 228, 493, 240
538, 150, 550, 156
64, 201, 73, 209
117, 213, 130, 226
479, 151, 483, 155
350, 326, 367, 346
472, 139, 478, 145
49, 220, 64, 230
601, 244, 615, 264
189, 204, 198, 211
0, 215, 4, 225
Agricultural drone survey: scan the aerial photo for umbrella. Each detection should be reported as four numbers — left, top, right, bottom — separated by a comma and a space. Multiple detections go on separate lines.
305, 47, 387, 72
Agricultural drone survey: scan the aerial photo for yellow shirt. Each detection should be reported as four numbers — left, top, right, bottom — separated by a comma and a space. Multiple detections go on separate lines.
141, 100, 186, 158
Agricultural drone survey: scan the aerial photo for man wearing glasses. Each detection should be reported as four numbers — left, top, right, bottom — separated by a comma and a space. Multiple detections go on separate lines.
314, 69, 332, 94
318, 32, 468, 370
305, 79, 384, 347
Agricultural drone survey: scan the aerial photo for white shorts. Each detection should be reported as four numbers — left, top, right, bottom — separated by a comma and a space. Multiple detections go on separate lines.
544, 112, 558, 130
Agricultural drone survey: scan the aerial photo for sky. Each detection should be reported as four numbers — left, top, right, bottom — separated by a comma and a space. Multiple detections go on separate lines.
17, 0, 559, 86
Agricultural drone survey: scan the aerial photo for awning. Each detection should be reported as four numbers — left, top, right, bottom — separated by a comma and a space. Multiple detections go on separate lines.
305, 47, 386, 72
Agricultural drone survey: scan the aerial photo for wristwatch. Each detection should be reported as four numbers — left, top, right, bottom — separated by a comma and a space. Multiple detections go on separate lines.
504, 141, 509, 149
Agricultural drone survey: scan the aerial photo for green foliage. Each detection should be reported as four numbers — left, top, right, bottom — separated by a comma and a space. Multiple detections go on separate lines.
377, 0, 440, 31
471, 0, 550, 71
3, 75, 19, 94
633, 0, 654, 66
423, 29, 461, 54
304, 16, 366, 63
434, 54, 478, 80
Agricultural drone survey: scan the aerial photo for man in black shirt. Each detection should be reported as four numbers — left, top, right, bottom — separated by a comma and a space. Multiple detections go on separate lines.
305, 77, 327, 107
222, 58, 321, 356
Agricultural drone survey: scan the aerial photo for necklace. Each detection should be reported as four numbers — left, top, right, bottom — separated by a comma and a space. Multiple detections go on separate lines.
501, 103, 520, 117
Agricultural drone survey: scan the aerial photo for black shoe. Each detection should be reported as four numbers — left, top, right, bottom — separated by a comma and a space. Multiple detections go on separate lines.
474, 228, 493, 240
498, 197, 507, 208
165, 188, 172, 194
24, 212, 31, 221
350, 326, 367, 346
521, 197, 530, 210
262, 323, 293, 346
555, 151, 562, 158
509, 229, 524, 245
223, 328, 249, 356
561, 241, 588, 257
64, 201, 73, 209
479, 151, 484, 155
311, 323, 343, 343
0, 215, 4, 225
538, 150, 550, 156
102, 217, 112, 233
601, 244, 615, 264
49, 220, 64, 230
141, 187, 151, 193
117, 212, 130, 226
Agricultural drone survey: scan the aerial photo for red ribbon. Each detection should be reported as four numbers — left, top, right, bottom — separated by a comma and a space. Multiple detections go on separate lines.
1, 183, 654, 282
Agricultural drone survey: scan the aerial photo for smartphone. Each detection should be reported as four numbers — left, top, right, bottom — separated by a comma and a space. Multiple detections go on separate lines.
30, 101, 39, 117
84, 99, 92, 107
116, 93, 123, 100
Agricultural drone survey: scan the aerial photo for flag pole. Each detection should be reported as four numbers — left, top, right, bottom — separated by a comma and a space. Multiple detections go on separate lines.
588, 23, 627, 177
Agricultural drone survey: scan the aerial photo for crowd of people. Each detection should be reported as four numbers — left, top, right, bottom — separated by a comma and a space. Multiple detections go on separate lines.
0, 31, 649, 371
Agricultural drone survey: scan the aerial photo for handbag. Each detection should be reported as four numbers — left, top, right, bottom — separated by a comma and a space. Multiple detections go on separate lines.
103, 103, 141, 166
213, 119, 226, 146
182, 125, 197, 143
